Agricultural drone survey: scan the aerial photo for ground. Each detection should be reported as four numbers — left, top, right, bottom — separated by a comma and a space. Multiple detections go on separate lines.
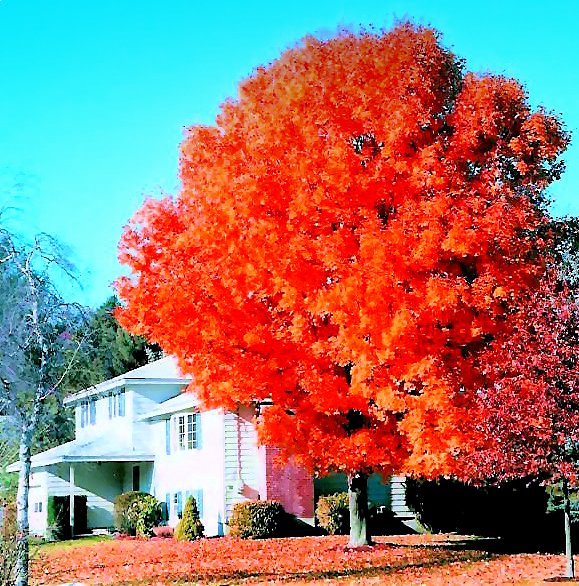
31, 534, 577, 585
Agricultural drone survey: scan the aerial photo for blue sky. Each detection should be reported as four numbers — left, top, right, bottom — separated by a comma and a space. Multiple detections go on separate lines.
1, 0, 578, 307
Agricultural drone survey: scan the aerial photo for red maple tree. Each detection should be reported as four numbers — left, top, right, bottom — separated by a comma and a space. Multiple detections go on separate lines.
117, 24, 567, 545
463, 274, 579, 576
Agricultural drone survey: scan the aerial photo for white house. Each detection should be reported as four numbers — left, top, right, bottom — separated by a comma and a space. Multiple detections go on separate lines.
8, 357, 413, 538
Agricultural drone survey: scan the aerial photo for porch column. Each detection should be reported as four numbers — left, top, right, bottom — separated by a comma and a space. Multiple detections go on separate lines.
69, 464, 75, 537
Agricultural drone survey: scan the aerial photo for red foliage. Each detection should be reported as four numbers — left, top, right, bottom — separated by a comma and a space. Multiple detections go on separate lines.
117, 24, 567, 479
462, 276, 579, 485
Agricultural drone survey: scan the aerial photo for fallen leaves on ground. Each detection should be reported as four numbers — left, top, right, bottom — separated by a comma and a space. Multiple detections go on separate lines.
31, 534, 572, 585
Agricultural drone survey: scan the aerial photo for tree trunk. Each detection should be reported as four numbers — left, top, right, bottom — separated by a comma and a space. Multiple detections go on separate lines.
563, 479, 575, 579
347, 472, 371, 547
15, 428, 32, 586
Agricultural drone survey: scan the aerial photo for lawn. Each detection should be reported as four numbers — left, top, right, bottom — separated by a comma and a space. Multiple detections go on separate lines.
31, 534, 575, 585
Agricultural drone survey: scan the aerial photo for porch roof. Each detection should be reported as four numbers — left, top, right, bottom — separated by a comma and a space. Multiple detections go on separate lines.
7, 435, 154, 472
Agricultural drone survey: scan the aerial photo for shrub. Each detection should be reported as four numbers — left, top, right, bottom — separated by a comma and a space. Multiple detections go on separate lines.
46, 496, 68, 541
316, 492, 349, 535
405, 477, 554, 543
2, 502, 16, 540
229, 500, 285, 539
0, 536, 17, 586
175, 495, 204, 540
114, 491, 162, 537
114, 491, 142, 534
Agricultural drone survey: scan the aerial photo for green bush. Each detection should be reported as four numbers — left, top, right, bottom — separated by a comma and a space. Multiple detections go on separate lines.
316, 492, 349, 535
114, 491, 162, 537
175, 495, 204, 541
229, 500, 285, 539
46, 496, 68, 541
114, 491, 141, 534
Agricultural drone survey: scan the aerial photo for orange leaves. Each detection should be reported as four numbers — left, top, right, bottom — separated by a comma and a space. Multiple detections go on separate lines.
117, 23, 567, 481
32, 535, 492, 585
33, 535, 572, 585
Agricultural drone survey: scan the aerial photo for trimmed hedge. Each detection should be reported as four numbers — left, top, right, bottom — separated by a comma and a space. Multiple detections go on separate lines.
229, 500, 285, 539
175, 495, 204, 541
315, 492, 349, 535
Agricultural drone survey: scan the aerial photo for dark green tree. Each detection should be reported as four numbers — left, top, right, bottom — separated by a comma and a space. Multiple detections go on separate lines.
63, 296, 162, 393
174, 495, 204, 540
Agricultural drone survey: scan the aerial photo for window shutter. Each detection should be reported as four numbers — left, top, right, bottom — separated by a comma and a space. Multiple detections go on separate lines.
165, 419, 171, 455
195, 413, 202, 449
119, 390, 125, 417
164, 493, 170, 521
194, 489, 204, 518
89, 400, 96, 425
108, 393, 113, 419
177, 492, 183, 517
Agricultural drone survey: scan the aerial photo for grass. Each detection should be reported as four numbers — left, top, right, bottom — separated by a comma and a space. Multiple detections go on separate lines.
33, 534, 112, 552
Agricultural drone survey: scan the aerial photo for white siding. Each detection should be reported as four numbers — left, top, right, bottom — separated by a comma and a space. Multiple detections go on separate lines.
223, 406, 261, 521
131, 383, 186, 450
28, 470, 48, 536
74, 389, 131, 444
389, 475, 415, 518
151, 408, 226, 536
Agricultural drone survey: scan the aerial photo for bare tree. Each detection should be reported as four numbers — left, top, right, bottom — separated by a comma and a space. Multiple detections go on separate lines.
0, 227, 86, 586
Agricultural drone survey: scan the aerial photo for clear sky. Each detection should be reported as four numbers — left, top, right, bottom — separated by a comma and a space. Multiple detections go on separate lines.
1, 0, 578, 307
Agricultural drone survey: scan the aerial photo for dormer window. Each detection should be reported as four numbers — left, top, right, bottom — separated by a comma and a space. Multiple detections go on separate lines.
108, 388, 125, 419
80, 398, 97, 427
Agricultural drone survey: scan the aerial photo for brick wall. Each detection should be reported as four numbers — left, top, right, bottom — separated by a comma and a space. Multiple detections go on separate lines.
264, 446, 314, 519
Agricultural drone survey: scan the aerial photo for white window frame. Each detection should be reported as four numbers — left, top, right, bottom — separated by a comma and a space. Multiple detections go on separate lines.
108, 388, 125, 419
80, 397, 97, 427
80, 400, 89, 428
171, 413, 198, 451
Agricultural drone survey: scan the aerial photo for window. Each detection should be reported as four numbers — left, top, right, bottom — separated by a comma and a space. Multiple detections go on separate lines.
166, 490, 203, 520
80, 398, 97, 427
108, 389, 125, 419
171, 413, 199, 452
34, 502, 42, 513
80, 400, 89, 428
174, 492, 183, 518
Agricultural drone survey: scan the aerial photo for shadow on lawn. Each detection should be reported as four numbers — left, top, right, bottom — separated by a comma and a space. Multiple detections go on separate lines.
209, 549, 492, 586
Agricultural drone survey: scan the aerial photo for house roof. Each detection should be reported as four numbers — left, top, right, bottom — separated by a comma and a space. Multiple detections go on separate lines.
6, 434, 155, 472
64, 356, 191, 405
139, 392, 200, 421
